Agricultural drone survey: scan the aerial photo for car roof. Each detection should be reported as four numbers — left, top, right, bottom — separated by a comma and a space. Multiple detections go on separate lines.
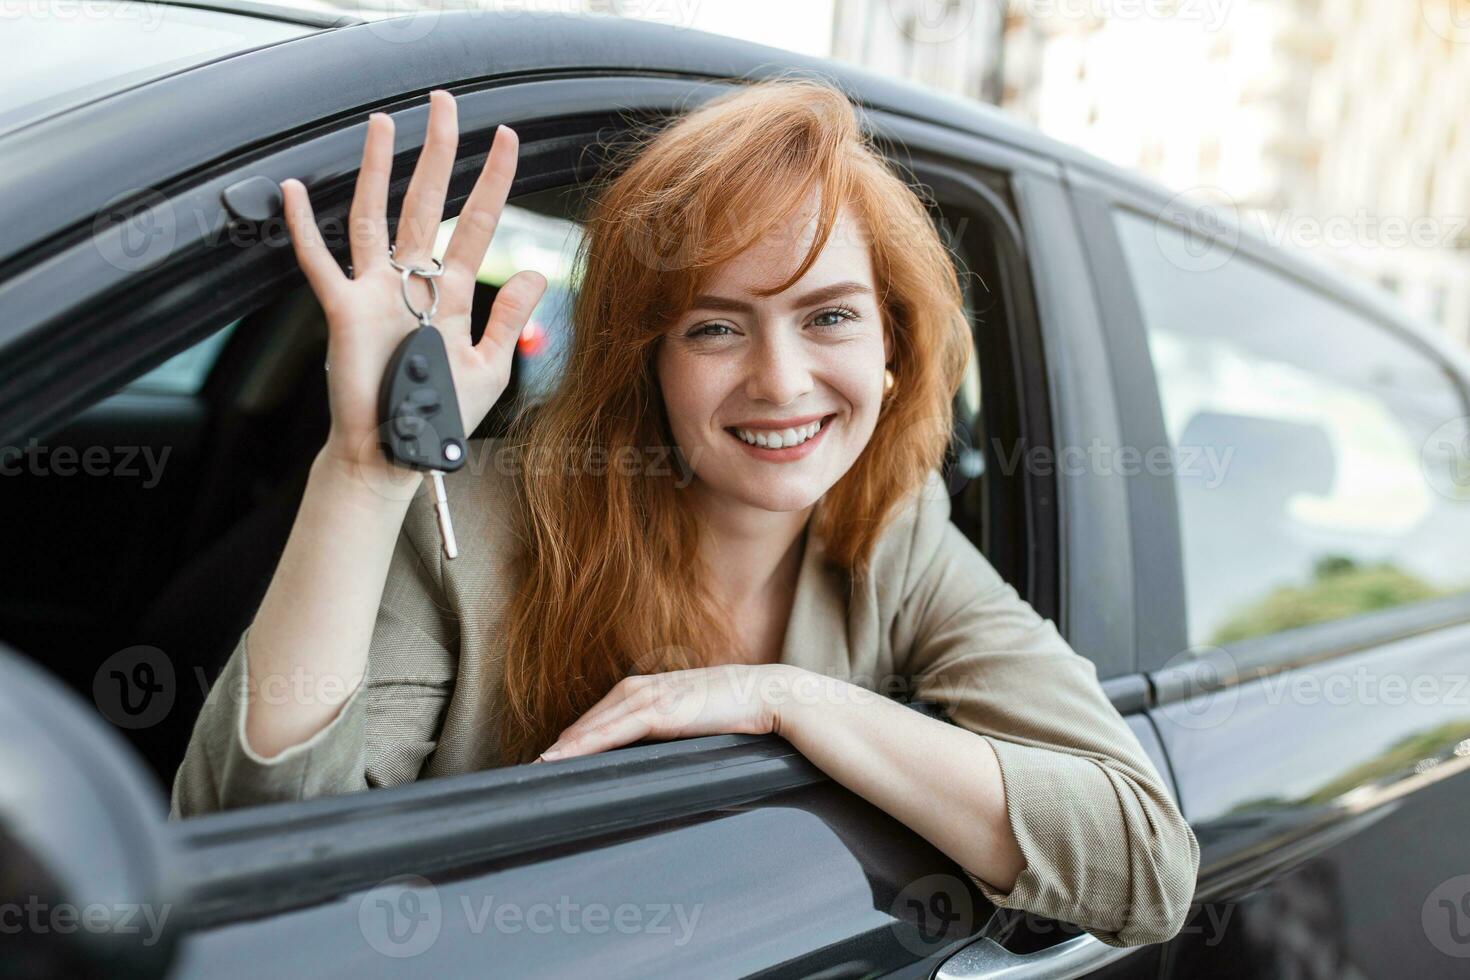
0, 0, 357, 140
0, 9, 1144, 258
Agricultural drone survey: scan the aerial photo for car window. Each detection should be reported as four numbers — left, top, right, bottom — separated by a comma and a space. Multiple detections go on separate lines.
432, 202, 582, 403
0, 2, 315, 137
1114, 209, 1470, 647
123, 319, 239, 395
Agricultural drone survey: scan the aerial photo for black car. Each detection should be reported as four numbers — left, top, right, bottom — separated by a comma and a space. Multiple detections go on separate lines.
5, 3, 1470, 978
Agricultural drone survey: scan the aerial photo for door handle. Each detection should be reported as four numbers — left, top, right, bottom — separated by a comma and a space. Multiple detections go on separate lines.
935, 932, 1140, 980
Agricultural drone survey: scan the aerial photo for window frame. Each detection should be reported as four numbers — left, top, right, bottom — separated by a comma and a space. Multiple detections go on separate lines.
862, 122, 1058, 619
1069, 167, 1470, 696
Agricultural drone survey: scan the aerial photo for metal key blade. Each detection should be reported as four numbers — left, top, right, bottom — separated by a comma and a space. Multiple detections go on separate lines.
428, 470, 458, 560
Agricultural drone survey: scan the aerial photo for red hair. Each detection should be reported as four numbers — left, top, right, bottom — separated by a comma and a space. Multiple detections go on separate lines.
496, 74, 972, 764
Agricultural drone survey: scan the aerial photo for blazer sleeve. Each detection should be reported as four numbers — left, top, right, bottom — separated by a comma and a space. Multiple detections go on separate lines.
169, 489, 457, 819
891, 474, 1200, 948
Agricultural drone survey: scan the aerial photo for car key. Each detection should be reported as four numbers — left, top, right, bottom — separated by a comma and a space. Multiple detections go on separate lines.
379, 324, 466, 559
378, 249, 466, 560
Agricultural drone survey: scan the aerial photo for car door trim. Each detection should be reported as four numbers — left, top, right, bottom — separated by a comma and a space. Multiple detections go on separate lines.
170, 714, 927, 929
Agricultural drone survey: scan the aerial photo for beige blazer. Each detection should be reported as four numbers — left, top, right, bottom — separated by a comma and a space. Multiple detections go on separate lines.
170, 437, 1199, 946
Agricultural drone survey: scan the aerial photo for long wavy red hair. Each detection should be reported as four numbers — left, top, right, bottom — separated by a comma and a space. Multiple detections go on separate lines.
497, 73, 972, 764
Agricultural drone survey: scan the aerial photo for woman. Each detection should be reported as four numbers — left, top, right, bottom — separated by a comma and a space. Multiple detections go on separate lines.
172, 76, 1198, 947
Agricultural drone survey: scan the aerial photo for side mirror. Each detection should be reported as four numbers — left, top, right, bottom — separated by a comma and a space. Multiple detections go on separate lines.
0, 644, 178, 978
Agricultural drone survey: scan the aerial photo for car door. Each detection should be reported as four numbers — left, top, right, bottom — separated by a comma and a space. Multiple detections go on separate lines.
2, 9, 1188, 979
1065, 166, 1470, 978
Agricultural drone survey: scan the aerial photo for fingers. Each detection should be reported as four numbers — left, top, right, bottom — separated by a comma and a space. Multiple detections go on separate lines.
476, 268, 548, 352
394, 89, 458, 263
541, 682, 666, 760
541, 710, 655, 760
280, 178, 346, 305
348, 112, 394, 275
441, 124, 519, 279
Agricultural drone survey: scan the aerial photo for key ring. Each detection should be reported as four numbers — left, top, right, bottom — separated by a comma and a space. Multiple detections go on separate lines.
387, 244, 445, 325
327, 246, 445, 371
387, 244, 446, 278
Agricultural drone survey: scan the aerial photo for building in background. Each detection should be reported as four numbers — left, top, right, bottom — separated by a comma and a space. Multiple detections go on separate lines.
831, 0, 1470, 349
830, 0, 1004, 102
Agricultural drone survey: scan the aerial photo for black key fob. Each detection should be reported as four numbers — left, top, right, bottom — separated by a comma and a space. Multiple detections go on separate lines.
377, 326, 466, 473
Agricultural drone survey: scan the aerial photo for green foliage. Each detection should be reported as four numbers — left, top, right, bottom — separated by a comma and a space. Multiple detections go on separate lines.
1305, 719, 1470, 804
1207, 554, 1443, 645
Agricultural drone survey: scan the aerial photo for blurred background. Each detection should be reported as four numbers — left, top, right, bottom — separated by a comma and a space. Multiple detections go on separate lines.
281, 0, 1470, 357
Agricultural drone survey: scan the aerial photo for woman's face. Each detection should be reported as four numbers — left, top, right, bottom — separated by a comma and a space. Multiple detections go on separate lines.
656, 201, 889, 514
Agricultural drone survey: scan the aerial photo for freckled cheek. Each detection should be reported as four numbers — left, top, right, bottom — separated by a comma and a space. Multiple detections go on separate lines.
657, 353, 741, 443
814, 351, 884, 424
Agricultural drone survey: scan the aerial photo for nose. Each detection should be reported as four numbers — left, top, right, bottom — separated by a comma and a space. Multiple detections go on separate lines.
742, 323, 814, 406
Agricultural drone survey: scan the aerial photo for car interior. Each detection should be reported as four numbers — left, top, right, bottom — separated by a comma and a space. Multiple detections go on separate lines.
0, 181, 1006, 794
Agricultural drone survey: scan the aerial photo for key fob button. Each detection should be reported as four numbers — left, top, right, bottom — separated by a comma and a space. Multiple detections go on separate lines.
409, 387, 441, 415
407, 353, 430, 381
393, 413, 425, 439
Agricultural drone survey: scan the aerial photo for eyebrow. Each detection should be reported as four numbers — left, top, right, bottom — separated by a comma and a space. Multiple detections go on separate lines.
688, 280, 873, 315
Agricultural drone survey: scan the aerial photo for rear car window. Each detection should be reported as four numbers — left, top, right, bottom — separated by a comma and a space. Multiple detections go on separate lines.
1114, 208, 1470, 647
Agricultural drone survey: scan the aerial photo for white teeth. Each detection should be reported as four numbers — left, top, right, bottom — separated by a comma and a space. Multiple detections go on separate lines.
733, 418, 825, 449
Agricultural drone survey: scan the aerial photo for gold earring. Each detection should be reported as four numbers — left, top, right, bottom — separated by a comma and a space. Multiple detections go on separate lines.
883, 367, 895, 394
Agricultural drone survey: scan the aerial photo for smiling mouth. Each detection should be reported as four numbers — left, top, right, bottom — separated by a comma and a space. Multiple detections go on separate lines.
725, 414, 838, 450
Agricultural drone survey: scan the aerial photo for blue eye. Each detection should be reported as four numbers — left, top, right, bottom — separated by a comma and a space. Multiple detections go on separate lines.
811, 306, 860, 329
686, 322, 734, 338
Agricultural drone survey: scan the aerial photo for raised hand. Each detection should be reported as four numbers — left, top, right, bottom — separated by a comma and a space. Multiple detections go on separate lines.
279, 89, 547, 484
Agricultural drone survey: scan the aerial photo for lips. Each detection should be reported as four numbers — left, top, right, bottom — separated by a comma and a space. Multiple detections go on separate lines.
724, 413, 837, 461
